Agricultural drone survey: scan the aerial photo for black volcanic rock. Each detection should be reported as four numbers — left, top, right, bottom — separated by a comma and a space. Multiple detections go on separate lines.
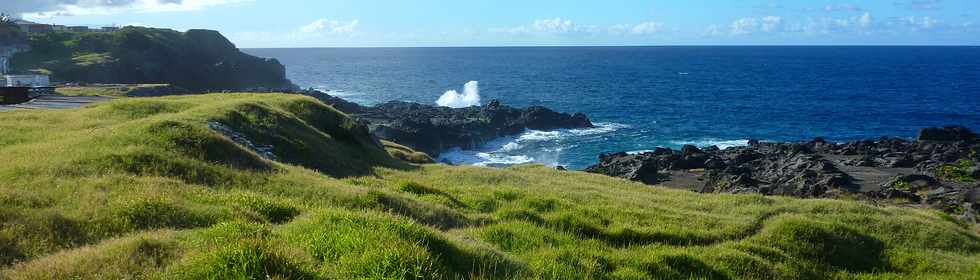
522, 106, 593, 130
590, 142, 853, 198
302, 90, 594, 157
917, 126, 978, 142
586, 126, 980, 219
360, 100, 593, 156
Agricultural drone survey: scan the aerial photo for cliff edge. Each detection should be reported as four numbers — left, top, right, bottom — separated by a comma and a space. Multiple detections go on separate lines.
10, 27, 295, 91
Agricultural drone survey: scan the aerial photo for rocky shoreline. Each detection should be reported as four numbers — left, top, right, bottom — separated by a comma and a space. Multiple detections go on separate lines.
586, 126, 980, 221
301, 89, 594, 157
291, 89, 979, 221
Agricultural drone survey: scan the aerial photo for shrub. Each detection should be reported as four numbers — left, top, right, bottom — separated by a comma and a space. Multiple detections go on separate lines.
936, 159, 976, 182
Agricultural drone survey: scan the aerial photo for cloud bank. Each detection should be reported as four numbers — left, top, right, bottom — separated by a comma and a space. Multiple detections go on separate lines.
731, 16, 783, 35
492, 18, 665, 37
300, 19, 359, 35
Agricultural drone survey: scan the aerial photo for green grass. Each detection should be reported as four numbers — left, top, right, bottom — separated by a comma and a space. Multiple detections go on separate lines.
55, 84, 174, 97
0, 93, 978, 279
383, 140, 436, 164
71, 52, 116, 67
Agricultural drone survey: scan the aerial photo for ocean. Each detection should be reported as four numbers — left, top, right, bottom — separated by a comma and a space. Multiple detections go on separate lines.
244, 47, 980, 169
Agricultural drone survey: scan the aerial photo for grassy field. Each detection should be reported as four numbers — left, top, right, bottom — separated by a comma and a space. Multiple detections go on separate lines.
0, 93, 977, 279
55, 84, 176, 97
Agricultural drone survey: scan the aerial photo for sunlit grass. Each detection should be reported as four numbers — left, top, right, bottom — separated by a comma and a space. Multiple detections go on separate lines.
55, 84, 177, 97
0, 93, 977, 279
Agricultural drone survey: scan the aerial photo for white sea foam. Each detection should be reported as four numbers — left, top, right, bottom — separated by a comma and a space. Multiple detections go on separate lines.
518, 130, 561, 142
437, 122, 628, 167
439, 148, 534, 167
315, 88, 377, 105
567, 122, 631, 136
669, 139, 750, 149
436, 81, 481, 108
500, 142, 522, 152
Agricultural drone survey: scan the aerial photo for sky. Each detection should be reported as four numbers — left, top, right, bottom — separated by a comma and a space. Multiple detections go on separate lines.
3, 0, 979, 47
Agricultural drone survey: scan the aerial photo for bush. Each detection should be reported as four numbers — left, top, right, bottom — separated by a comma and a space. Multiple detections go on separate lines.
936, 160, 976, 182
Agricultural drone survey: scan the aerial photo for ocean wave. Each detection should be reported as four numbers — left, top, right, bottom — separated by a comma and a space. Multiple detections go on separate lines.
315, 88, 377, 105
567, 122, 631, 136
315, 88, 360, 97
438, 122, 628, 167
517, 130, 562, 142
500, 142, 522, 152
669, 139, 750, 149
439, 148, 535, 167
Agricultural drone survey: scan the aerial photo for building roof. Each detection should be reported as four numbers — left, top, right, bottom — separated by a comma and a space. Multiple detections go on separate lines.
11, 19, 38, 25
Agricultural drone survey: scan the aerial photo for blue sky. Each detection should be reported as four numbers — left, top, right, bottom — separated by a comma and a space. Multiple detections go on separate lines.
6, 0, 979, 47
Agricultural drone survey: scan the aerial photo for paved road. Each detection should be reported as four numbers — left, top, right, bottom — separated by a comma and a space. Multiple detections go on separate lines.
0, 95, 111, 111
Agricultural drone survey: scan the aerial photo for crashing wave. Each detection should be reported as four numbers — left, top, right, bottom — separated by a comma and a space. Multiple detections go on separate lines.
438, 122, 628, 167
669, 139, 750, 149
436, 81, 481, 108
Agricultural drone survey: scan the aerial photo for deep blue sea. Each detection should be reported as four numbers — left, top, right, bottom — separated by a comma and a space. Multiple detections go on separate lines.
244, 47, 980, 169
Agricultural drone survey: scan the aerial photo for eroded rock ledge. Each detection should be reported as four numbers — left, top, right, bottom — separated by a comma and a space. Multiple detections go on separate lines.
586, 126, 980, 221
302, 90, 594, 156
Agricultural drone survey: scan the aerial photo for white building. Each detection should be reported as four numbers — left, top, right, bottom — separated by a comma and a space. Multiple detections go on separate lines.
3, 75, 49, 87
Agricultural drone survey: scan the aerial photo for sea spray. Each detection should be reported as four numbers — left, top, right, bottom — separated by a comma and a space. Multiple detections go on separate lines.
436, 81, 481, 108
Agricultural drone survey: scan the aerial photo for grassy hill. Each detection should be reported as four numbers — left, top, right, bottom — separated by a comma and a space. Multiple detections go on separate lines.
9, 27, 293, 91
0, 93, 977, 279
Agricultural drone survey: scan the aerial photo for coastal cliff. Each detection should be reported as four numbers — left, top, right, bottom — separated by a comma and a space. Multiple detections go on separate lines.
303, 90, 594, 157
9, 27, 295, 91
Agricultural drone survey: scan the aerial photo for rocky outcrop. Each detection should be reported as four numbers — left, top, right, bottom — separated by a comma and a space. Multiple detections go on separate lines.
11, 27, 296, 91
208, 121, 278, 161
587, 126, 980, 219
302, 90, 593, 156
917, 126, 978, 142
587, 142, 853, 197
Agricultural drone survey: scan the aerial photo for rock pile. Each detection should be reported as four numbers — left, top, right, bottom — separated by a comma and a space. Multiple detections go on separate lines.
208, 121, 278, 161
303, 90, 593, 156
587, 126, 980, 219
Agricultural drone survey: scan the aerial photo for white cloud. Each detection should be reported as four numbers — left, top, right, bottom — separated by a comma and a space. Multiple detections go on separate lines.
493, 18, 578, 35
731, 18, 758, 35
797, 13, 883, 35
300, 18, 359, 35
906, 16, 939, 29
630, 21, 664, 35
493, 18, 665, 37
731, 16, 783, 35
859, 12, 873, 28
19, 0, 251, 18
822, 4, 862, 12
532, 18, 575, 33
703, 24, 724, 37
895, 0, 943, 11
761, 16, 783, 32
